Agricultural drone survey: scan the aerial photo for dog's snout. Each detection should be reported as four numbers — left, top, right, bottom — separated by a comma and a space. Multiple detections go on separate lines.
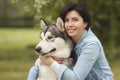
35, 47, 41, 53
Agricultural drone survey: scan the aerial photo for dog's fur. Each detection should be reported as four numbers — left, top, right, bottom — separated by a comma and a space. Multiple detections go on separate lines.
35, 17, 74, 80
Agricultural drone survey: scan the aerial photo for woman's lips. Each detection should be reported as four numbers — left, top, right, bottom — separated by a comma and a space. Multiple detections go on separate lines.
67, 29, 75, 33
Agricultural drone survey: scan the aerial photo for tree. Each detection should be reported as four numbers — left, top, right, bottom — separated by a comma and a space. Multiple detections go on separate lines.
12, 0, 120, 58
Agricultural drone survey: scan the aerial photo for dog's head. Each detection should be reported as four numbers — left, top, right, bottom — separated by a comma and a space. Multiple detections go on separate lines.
35, 17, 73, 58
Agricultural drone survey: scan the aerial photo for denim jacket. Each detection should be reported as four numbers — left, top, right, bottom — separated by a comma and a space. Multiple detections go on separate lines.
28, 29, 113, 80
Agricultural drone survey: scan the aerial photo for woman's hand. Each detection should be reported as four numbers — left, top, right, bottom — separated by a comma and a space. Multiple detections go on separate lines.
53, 57, 66, 64
39, 56, 54, 66
39, 56, 66, 66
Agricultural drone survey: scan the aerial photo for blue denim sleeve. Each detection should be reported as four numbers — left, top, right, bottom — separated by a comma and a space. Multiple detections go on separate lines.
57, 42, 100, 80
27, 59, 40, 80
28, 66, 38, 80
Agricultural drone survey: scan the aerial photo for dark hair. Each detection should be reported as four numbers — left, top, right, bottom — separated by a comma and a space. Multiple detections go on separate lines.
60, 2, 91, 30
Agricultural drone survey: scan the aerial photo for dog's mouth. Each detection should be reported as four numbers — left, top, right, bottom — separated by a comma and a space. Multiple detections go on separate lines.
41, 48, 56, 56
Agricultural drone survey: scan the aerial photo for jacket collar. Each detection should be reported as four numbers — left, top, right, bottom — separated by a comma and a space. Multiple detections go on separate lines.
75, 28, 90, 49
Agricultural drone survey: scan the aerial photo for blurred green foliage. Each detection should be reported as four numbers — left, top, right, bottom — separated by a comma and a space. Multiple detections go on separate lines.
14, 0, 120, 58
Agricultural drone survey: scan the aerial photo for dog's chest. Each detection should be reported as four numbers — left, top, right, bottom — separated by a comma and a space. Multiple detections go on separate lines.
37, 65, 57, 80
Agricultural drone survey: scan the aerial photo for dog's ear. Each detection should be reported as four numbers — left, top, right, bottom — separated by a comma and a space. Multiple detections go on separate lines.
40, 18, 47, 30
56, 17, 65, 31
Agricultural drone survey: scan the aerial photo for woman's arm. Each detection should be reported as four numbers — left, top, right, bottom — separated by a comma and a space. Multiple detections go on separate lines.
28, 66, 38, 80
51, 42, 100, 80
27, 59, 40, 80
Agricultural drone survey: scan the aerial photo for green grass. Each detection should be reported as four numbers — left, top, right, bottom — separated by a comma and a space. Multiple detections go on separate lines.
0, 50, 37, 80
0, 28, 120, 80
0, 28, 40, 50
0, 28, 39, 80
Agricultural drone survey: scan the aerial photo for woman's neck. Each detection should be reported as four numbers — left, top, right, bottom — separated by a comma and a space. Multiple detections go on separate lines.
72, 30, 86, 44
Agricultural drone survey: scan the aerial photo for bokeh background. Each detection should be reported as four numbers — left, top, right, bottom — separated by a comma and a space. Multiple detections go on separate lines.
0, 0, 120, 80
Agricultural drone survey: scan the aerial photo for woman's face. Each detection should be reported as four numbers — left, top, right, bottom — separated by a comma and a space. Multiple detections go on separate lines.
64, 10, 87, 43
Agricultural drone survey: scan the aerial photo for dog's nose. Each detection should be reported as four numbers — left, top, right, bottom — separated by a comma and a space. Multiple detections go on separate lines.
35, 47, 41, 53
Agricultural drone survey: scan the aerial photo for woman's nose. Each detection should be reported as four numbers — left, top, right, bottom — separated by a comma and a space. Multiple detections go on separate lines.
67, 21, 73, 27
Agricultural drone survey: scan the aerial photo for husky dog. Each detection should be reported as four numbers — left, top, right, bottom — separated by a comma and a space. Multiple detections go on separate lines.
35, 17, 74, 80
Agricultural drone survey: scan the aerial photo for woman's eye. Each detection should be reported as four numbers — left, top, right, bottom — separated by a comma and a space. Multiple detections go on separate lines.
65, 19, 69, 22
73, 18, 79, 21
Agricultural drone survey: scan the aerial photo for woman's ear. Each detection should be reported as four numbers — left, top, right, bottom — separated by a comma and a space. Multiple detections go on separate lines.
84, 22, 88, 29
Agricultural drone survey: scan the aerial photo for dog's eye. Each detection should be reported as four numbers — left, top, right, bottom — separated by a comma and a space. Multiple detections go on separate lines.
48, 36, 53, 39
47, 36, 55, 41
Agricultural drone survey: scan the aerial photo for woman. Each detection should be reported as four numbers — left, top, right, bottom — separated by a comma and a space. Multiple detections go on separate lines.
28, 2, 113, 80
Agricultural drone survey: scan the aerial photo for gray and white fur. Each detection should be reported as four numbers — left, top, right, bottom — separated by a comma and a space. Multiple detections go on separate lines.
35, 17, 74, 80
